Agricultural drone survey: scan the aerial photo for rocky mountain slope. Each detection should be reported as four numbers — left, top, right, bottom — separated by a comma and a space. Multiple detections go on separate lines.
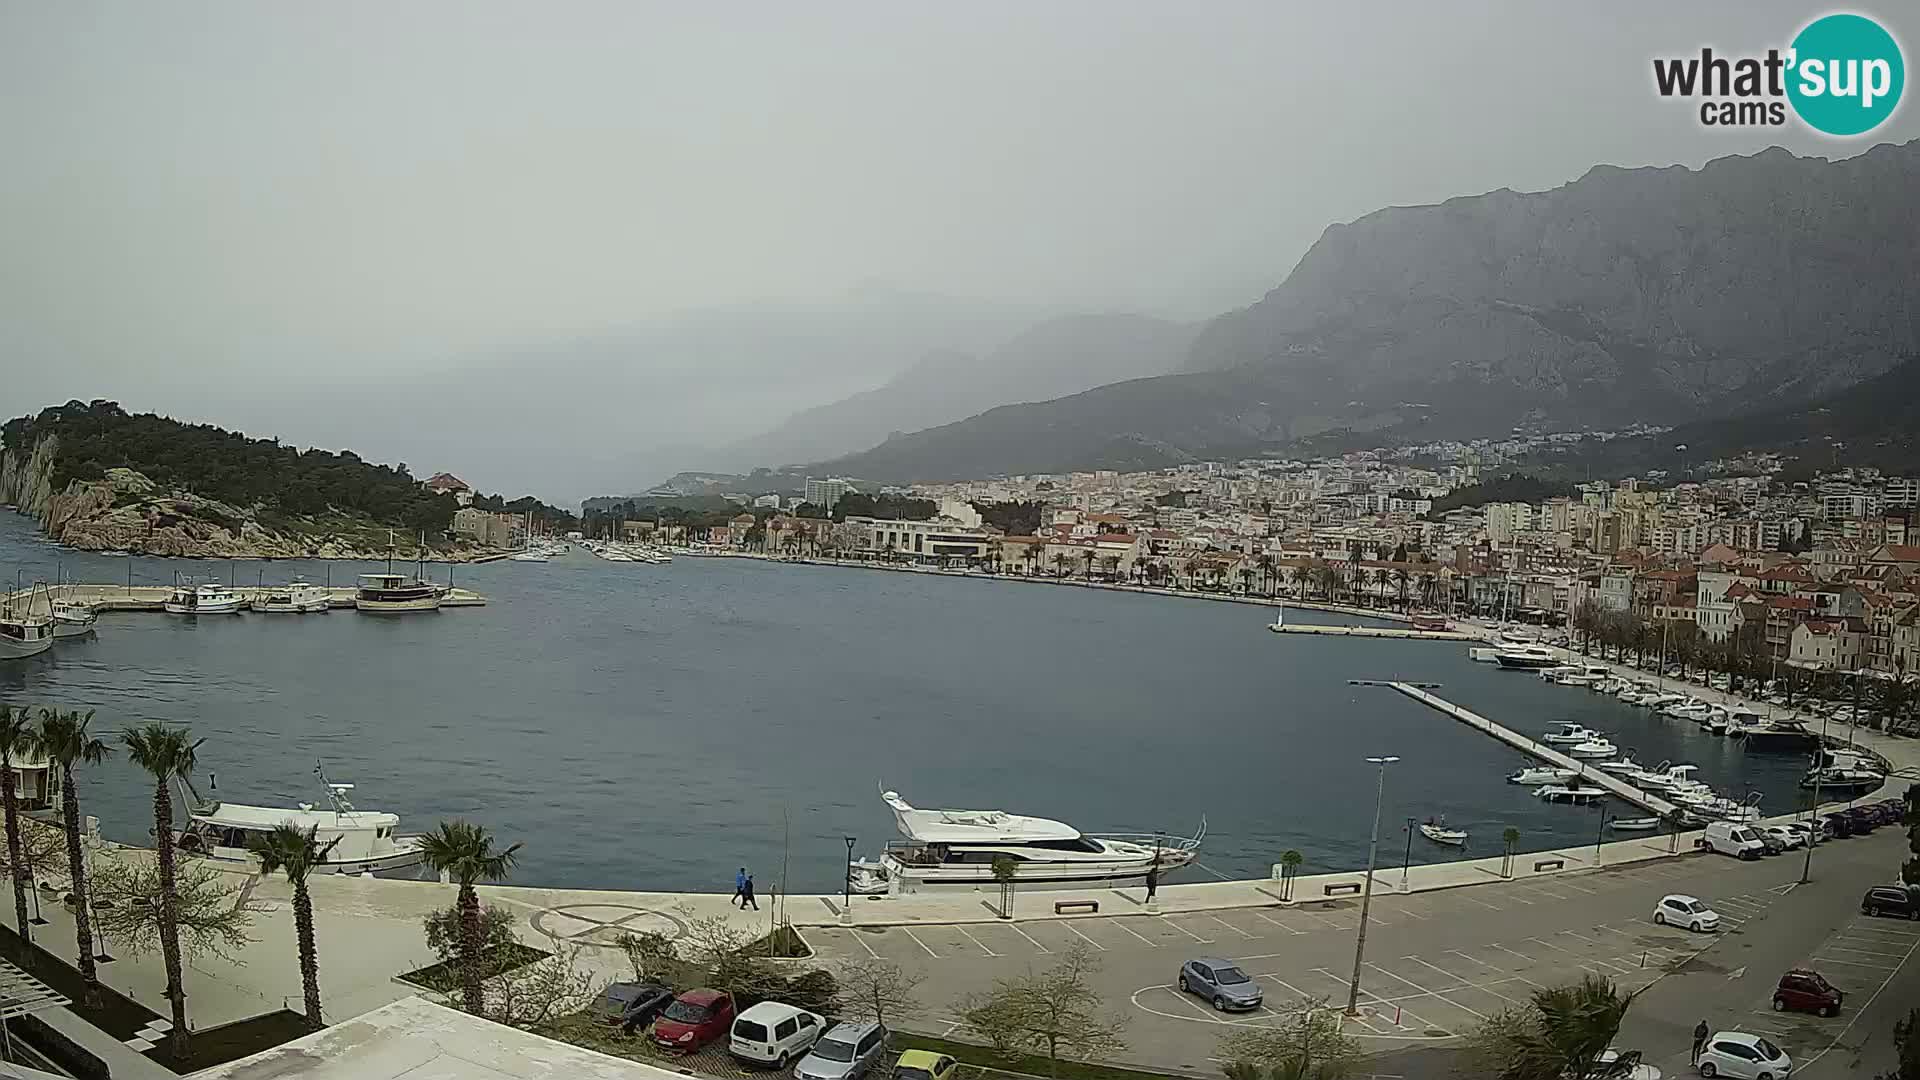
728, 313, 1195, 467
810, 142, 1920, 483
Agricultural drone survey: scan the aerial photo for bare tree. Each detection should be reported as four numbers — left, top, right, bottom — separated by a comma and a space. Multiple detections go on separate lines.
961, 942, 1128, 1077
89, 855, 259, 964
481, 943, 601, 1028
1218, 995, 1360, 1079
838, 957, 924, 1031
0, 818, 71, 882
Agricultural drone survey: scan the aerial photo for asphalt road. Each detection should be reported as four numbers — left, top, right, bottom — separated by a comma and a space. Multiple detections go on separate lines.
803, 827, 1914, 1077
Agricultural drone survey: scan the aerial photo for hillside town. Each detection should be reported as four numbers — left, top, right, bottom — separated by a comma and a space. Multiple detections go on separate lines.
614, 431, 1920, 684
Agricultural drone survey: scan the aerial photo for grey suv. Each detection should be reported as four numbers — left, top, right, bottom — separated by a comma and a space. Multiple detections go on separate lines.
1178, 957, 1263, 1011
794, 1020, 889, 1080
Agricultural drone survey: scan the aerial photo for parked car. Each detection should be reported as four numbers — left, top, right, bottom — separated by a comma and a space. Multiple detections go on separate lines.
1753, 829, 1788, 855
1781, 821, 1817, 847
892, 1050, 960, 1080
729, 1001, 825, 1068
652, 989, 736, 1052
1759, 825, 1804, 851
1701, 821, 1767, 859
592, 981, 675, 1032
1652, 894, 1721, 932
1841, 807, 1880, 834
1593, 1048, 1661, 1080
1821, 812, 1854, 839
1178, 957, 1265, 1011
1861, 885, 1920, 920
794, 1021, 889, 1080
1772, 968, 1842, 1017
1697, 1031, 1792, 1079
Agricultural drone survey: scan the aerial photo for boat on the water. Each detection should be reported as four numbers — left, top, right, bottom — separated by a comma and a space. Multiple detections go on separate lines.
1566, 737, 1619, 759
1419, 817, 1468, 846
847, 787, 1202, 894
0, 612, 56, 659
1733, 718, 1816, 750
164, 583, 244, 615
1542, 722, 1600, 745
1508, 765, 1579, 785
1535, 781, 1606, 804
50, 599, 98, 637
1495, 645, 1560, 670
354, 574, 445, 614
178, 765, 425, 874
1801, 750, 1885, 793
252, 581, 332, 613
1608, 817, 1662, 832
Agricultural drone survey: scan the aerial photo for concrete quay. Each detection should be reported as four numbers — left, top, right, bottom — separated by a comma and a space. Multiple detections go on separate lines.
1268, 622, 1475, 640
1386, 681, 1681, 817
3, 581, 487, 611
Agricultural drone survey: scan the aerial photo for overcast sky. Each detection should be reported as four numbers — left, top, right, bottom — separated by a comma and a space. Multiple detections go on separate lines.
4, 2, 1915, 502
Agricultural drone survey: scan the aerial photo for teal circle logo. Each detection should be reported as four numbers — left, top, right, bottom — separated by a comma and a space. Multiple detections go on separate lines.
1787, 14, 1904, 136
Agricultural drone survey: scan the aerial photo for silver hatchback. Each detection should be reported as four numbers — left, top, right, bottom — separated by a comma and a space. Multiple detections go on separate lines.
794, 1020, 889, 1080
1179, 957, 1263, 1011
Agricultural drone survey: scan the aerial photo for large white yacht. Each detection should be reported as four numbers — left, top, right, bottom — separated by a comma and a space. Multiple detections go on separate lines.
163, 583, 244, 615
178, 767, 425, 874
1494, 645, 1560, 670
848, 788, 1202, 894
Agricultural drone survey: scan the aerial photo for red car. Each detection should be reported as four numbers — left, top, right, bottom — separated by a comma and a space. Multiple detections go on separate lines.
1772, 968, 1842, 1017
652, 989, 736, 1052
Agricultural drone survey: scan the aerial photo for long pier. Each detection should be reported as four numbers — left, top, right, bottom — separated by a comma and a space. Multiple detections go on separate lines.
3, 582, 486, 611
1386, 681, 1678, 816
1268, 622, 1475, 640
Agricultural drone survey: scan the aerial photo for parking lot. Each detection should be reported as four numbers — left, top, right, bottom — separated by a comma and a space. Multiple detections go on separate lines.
1721, 914, 1920, 1074
801, 855, 1809, 1072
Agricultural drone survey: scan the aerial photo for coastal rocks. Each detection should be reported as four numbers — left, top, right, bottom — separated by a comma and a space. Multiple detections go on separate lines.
0, 433, 60, 517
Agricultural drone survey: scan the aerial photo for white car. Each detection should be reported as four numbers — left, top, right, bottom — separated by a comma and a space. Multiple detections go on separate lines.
1595, 1048, 1662, 1080
1697, 1031, 1792, 1079
1760, 825, 1805, 850
1652, 894, 1721, 932
729, 1001, 824, 1068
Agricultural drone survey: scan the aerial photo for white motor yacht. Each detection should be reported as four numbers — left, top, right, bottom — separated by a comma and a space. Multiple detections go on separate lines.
1734, 718, 1816, 751
1495, 645, 1560, 670
1661, 700, 1714, 723
251, 581, 332, 613
1637, 693, 1685, 711
1597, 755, 1654, 782
163, 583, 244, 615
50, 599, 99, 638
1542, 722, 1600, 745
1508, 765, 1579, 785
1638, 763, 1702, 792
354, 574, 445, 613
179, 766, 425, 874
1801, 750, 1885, 794
1567, 737, 1619, 759
849, 788, 1203, 894
1535, 782, 1607, 804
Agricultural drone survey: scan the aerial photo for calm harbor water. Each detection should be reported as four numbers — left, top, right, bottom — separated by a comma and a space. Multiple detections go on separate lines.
0, 512, 1810, 894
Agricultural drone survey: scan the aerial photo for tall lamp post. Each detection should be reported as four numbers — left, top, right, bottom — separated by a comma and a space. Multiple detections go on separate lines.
842, 837, 857, 911
1800, 699, 1830, 885
1346, 755, 1400, 1017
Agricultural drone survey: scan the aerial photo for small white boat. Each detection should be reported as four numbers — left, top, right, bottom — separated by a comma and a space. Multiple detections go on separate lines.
164, 583, 244, 615
1637, 764, 1701, 792
1608, 817, 1662, 832
1637, 693, 1685, 711
1535, 783, 1607, 804
508, 550, 550, 563
1542, 722, 1599, 745
1597, 755, 1653, 781
50, 599, 99, 638
1509, 765, 1578, 785
251, 581, 332, 613
1567, 738, 1619, 759
1419, 817, 1468, 846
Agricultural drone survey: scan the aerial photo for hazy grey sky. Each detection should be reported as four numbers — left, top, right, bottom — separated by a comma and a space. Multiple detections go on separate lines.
4, 2, 1915, 501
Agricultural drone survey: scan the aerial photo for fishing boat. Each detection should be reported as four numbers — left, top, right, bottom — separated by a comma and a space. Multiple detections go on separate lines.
0, 612, 56, 659
50, 599, 99, 637
178, 765, 425, 874
1418, 817, 1468, 846
163, 583, 244, 615
354, 574, 445, 614
848, 787, 1203, 894
251, 581, 332, 613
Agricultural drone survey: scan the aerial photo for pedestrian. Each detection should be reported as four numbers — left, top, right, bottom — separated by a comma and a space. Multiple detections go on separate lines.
742, 873, 760, 911
1691, 1020, 1710, 1065
733, 867, 747, 908
1144, 863, 1159, 903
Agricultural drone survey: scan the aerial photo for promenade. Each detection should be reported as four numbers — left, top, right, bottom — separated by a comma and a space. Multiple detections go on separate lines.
2, 581, 488, 610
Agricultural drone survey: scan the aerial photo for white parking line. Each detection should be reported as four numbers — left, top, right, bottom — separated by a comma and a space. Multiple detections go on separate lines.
848, 930, 881, 960
1266, 975, 1385, 1035
1386, 903, 1431, 921
901, 928, 939, 959
1365, 962, 1490, 1021
1062, 922, 1107, 951
1799, 930, 1920, 1071
955, 925, 1000, 957
1404, 956, 1526, 1005
1162, 986, 1227, 1024
1447, 949, 1500, 971
1294, 907, 1355, 930
1111, 920, 1160, 948
1526, 937, 1574, 955
1209, 915, 1257, 939
1810, 956, 1899, 970
1487, 943, 1535, 964
1251, 910, 1307, 935
1819, 944, 1904, 958
1459, 894, 1503, 911
1311, 968, 1428, 1032
1007, 923, 1051, 954
1552, 880, 1598, 896
1559, 930, 1600, 945
1165, 919, 1214, 944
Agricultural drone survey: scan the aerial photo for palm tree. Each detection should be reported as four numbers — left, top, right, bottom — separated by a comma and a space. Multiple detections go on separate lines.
122, 722, 201, 1058
417, 820, 521, 1014
1278, 850, 1304, 902
1372, 567, 1391, 607
34, 708, 113, 1005
1501, 827, 1521, 878
0, 706, 35, 953
1080, 550, 1095, 580
250, 824, 342, 1029
1051, 552, 1071, 579
1392, 567, 1410, 611
1467, 974, 1641, 1079
1257, 554, 1276, 596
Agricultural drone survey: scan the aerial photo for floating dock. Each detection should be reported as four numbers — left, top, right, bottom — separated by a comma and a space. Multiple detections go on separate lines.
1267, 622, 1475, 640
1385, 681, 1677, 816
3, 582, 486, 611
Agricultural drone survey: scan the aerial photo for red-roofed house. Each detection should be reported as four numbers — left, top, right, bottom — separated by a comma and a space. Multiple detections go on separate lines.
425, 472, 474, 507
1789, 617, 1867, 671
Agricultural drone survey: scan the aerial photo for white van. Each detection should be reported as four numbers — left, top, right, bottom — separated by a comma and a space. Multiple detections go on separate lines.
730, 1001, 824, 1068
1701, 820, 1767, 859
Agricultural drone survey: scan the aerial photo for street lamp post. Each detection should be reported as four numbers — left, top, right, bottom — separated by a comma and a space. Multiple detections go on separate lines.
1800, 705, 1830, 885
1594, 805, 1611, 857
1401, 817, 1415, 889
1347, 755, 1400, 1017
842, 837, 857, 912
